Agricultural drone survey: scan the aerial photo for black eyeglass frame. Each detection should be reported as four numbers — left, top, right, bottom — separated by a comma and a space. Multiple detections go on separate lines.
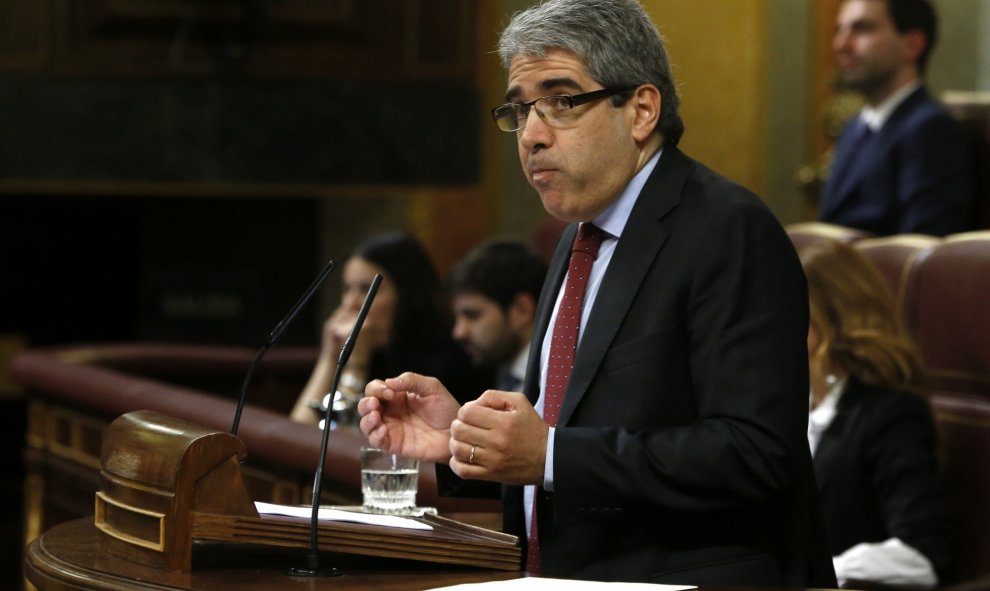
490, 86, 638, 132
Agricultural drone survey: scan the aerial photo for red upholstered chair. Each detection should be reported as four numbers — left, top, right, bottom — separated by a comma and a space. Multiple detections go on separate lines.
786, 222, 872, 255
853, 234, 939, 337
908, 232, 990, 401
930, 394, 990, 588
904, 231, 990, 588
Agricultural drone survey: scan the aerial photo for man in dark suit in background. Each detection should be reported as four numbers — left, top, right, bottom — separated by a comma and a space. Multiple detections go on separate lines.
448, 239, 546, 393
819, 0, 973, 236
359, 0, 835, 586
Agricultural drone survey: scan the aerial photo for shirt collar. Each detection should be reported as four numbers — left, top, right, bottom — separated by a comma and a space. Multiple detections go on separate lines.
809, 376, 848, 429
807, 376, 848, 455
592, 148, 663, 239
509, 341, 530, 381
861, 80, 921, 132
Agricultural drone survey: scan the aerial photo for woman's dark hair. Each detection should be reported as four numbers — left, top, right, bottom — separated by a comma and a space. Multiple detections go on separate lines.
352, 233, 453, 361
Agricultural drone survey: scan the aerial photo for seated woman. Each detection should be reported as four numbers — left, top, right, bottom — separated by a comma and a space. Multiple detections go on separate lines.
802, 240, 949, 588
290, 233, 490, 427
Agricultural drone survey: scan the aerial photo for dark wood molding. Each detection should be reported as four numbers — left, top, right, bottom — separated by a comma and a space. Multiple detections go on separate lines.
2, 0, 475, 80
0, 0, 52, 70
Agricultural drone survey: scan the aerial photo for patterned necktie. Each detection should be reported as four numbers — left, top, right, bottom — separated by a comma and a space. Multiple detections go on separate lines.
526, 222, 605, 574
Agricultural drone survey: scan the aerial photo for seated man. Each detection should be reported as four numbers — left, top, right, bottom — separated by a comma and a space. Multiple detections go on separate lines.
448, 239, 547, 392
819, 0, 973, 236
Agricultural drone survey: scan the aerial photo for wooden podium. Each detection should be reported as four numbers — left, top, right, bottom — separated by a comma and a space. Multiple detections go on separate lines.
94, 410, 520, 573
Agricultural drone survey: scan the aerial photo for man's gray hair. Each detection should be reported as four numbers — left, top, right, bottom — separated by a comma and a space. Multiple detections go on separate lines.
497, 0, 684, 145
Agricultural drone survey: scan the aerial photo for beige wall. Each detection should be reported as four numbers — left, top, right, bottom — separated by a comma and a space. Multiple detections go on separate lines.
646, 0, 770, 197
981, 0, 990, 90
928, 0, 986, 93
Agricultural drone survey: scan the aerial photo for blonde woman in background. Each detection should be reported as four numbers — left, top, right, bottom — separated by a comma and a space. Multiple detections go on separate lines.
802, 240, 949, 587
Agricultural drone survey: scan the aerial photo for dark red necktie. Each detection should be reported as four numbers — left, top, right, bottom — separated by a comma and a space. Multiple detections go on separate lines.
526, 222, 605, 574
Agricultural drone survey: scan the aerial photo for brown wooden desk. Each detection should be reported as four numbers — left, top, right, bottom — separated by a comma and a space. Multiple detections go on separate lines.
25, 519, 524, 591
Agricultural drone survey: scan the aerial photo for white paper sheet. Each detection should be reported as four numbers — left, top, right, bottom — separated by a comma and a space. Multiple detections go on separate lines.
428, 579, 695, 590
254, 501, 433, 531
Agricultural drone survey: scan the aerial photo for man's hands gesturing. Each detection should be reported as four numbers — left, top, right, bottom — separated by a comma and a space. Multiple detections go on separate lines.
357, 372, 460, 464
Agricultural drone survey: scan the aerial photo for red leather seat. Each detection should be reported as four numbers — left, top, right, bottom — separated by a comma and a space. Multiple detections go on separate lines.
908, 232, 990, 400
930, 394, 990, 587
906, 231, 990, 588
853, 234, 939, 337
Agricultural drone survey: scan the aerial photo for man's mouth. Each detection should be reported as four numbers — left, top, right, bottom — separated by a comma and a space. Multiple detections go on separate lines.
836, 55, 858, 71
530, 166, 556, 185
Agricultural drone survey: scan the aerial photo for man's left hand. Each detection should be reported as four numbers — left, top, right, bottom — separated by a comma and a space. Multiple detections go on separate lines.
448, 390, 548, 486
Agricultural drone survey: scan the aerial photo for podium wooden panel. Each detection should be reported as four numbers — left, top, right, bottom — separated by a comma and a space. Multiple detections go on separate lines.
91, 410, 520, 574
26, 518, 524, 591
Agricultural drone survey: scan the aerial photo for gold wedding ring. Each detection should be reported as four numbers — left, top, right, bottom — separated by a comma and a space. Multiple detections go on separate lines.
469, 445, 476, 464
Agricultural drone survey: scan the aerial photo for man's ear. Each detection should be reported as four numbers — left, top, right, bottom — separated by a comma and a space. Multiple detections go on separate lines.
508, 292, 537, 331
902, 29, 927, 67
630, 84, 662, 143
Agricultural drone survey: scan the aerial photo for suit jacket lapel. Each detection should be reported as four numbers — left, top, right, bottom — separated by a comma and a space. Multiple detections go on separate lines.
812, 381, 865, 491
556, 146, 691, 426
824, 120, 868, 210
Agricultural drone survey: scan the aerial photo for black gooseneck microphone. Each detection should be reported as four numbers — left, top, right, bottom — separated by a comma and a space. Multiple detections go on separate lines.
230, 258, 337, 436
289, 273, 382, 577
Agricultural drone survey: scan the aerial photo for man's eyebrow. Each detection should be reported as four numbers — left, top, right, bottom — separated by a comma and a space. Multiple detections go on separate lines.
504, 77, 584, 102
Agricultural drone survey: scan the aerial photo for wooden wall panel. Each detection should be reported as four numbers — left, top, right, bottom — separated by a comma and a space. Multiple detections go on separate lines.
0, 1, 490, 357
2, 0, 475, 80
0, 0, 51, 70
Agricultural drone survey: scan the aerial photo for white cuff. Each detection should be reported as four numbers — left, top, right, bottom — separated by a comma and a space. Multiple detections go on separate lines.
833, 537, 937, 588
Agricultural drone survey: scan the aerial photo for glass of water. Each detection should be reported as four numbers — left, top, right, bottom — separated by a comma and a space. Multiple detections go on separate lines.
360, 447, 420, 514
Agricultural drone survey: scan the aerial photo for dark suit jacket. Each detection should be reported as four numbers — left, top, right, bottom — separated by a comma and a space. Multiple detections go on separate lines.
814, 378, 950, 573
495, 145, 834, 586
819, 85, 973, 237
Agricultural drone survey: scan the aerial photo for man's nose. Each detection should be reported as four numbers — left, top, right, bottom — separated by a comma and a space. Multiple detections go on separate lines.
452, 318, 469, 340
833, 28, 850, 53
518, 108, 553, 151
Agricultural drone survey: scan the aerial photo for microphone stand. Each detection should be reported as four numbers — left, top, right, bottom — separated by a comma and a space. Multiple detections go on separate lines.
288, 273, 381, 577
230, 258, 336, 436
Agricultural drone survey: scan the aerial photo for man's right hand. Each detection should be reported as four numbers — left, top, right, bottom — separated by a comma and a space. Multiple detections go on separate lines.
357, 372, 461, 464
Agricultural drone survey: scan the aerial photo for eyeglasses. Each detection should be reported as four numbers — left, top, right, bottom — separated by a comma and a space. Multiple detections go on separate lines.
491, 86, 636, 133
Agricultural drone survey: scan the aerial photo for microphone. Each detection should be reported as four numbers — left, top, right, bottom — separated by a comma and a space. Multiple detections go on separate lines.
230, 258, 337, 436
289, 273, 382, 577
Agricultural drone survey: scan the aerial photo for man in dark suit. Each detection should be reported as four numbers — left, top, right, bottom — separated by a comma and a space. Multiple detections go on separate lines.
448, 240, 546, 393
819, 0, 973, 236
358, 0, 835, 586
